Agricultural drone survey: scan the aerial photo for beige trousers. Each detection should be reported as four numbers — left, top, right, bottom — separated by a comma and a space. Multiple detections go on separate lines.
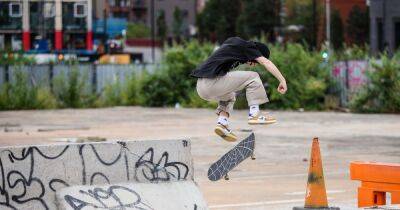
196, 71, 269, 115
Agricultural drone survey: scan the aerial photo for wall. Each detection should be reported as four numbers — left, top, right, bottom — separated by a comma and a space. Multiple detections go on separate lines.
0, 139, 193, 209
0, 64, 159, 93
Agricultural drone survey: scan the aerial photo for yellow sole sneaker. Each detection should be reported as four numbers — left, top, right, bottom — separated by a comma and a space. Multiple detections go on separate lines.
214, 126, 237, 142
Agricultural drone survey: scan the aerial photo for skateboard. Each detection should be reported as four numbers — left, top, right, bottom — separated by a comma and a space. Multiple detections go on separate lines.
208, 133, 255, 181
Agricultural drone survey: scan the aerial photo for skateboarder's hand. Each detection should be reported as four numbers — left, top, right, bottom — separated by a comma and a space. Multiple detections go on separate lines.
277, 81, 287, 94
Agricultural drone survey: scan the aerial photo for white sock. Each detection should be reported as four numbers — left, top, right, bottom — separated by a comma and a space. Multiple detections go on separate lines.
249, 105, 259, 117
217, 116, 229, 126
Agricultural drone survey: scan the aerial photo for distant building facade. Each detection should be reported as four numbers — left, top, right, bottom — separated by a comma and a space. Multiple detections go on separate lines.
369, 0, 400, 54
102, 0, 197, 38
316, 0, 367, 47
0, 0, 93, 52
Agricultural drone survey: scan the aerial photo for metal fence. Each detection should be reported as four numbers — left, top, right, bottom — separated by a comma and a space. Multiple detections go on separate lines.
1, 61, 373, 107
0, 64, 158, 93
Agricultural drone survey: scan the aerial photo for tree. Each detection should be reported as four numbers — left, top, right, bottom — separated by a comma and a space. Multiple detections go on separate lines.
196, 0, 241, 42
236, 0, 280, 39
156, 10, 167, 40
285, 0, 321, 48
331, 9, 344, 50
172, 7, 183, 40
347, 6, 369, 46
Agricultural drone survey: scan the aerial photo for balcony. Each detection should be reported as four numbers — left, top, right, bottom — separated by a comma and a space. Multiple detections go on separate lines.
30, 2, 55, 31
0, 2, 22, 31
62, 2, 87, 32
132, 0, 147, 10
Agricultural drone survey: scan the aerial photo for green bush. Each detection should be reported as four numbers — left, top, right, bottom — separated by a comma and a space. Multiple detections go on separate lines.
236, 43, 332, 110
0, 67, 57, 110
350, 55, 400, 113
126, 23, 150, 39
96, 72, 142, 107
140, 40, 214, 107
52, 67, 94, 108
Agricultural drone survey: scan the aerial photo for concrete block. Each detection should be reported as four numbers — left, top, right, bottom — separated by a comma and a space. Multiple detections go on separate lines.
56, 181, 208, 210
0, 139, 192, 210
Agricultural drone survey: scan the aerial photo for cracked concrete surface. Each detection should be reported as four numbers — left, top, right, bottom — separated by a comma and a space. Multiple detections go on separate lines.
0, 107, 399, 210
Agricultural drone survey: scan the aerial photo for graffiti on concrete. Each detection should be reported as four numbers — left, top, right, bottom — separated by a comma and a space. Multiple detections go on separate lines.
64, 185, 153, 210
0, 141, 190, 210
134, 148, 189, 182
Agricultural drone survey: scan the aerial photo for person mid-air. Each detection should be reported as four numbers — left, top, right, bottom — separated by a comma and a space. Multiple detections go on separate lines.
191, 37, 287, 142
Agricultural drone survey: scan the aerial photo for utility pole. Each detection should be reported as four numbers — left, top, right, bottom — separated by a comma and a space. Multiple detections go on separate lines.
312, 0, 317, 48
103, 7, 108, 53
150, 0, 155, 63
325, 0, 331, 48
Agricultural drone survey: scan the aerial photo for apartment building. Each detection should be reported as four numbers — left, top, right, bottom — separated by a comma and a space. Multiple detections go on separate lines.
0, 0, 93, 52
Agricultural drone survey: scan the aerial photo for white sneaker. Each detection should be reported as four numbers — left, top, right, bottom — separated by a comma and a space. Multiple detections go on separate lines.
248, 112, 277, 125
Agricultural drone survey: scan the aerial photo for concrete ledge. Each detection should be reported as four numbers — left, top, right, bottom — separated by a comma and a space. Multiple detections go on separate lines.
0, 139, 193, 209
56, 181, 208, 210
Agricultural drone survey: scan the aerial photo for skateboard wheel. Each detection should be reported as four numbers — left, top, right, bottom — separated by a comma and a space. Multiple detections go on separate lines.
224, 174, 229, 180
251, 153, 256, 160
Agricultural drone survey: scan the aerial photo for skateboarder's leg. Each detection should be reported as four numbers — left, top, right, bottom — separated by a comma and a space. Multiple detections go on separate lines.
197, 71, 276, 125
197, 79, 237, 141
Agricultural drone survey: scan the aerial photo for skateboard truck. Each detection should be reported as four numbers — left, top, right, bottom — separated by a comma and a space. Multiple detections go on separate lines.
224, 174, 229, 180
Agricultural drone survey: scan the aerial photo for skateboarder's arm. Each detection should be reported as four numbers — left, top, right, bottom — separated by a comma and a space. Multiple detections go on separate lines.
255, 56, 287, 94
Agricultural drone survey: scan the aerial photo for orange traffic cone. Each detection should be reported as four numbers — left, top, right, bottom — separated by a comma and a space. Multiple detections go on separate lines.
293, 137, 340, 210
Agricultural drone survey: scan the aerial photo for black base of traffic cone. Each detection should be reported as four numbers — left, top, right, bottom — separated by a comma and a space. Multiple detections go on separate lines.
293, 207, 340, 210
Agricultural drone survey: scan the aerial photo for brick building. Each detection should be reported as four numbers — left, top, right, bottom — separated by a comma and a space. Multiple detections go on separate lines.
317, 0, 367, 47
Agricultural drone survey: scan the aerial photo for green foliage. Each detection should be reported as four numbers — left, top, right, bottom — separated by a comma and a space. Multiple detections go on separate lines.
97, 81, 124, 107
126, 23, 150, 39
96, 72, 142, 107
347, 6, 369, 46
333, 44, 370, 60
282, 0, 322, 47
0, 53, 35, 65
140, 40, 214, 107
0, 68, 57, 110
236, 0, 279, 39
350, 55, 400, 113
172, 7, 184, 39
196, 0, 241, 42
181, 90, 217, 108
52, 67, 94, 108
331, 9, 344, 50
156, 10, 168, 40
252, 43, 331, 110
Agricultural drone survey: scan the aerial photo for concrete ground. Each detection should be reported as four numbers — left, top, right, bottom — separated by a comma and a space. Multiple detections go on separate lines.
0, 107, 399, 210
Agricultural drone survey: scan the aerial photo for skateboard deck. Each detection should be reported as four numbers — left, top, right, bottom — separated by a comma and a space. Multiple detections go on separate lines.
208, 133, 255, 181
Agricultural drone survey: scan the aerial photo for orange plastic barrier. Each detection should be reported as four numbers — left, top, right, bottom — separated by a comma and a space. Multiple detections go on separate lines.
350, 161, 400, 207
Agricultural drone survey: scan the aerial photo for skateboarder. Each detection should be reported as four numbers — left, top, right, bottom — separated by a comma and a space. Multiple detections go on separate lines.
191, 37, 287, 142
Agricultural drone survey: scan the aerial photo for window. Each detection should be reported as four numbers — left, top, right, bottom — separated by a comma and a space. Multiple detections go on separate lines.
74, 3, 87, 18
377, 18, 383, 51
395, 20, 400, 50
44, 3, 55, 18
9, 3, 22, 18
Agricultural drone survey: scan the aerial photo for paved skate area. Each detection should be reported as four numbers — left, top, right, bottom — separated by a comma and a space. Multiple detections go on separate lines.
1, 107, 399, 210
